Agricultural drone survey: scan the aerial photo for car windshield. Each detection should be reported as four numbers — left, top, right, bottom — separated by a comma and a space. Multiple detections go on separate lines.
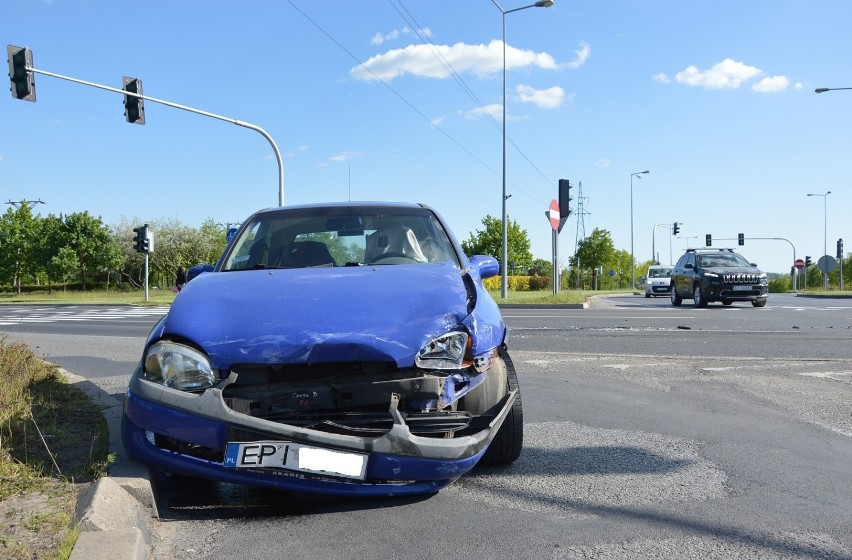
220, 206, 460, 271
696, 253, 751, 268
649, 268, 672, 277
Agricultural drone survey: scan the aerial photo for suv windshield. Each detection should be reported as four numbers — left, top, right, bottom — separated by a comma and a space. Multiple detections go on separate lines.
696, 253, 751, 268
221, 206, 460, 271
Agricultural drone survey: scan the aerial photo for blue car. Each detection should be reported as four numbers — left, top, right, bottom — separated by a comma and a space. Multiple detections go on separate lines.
122, 202, 522, 496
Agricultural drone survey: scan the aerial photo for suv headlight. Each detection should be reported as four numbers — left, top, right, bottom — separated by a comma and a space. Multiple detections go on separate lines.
416, 332, 469, 370
144, 341, 215, 391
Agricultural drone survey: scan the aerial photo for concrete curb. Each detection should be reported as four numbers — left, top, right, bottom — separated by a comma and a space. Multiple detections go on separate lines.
61, 369, 156, 560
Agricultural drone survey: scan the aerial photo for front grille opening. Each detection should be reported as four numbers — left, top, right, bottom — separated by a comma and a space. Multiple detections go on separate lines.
221, 362, 476, 438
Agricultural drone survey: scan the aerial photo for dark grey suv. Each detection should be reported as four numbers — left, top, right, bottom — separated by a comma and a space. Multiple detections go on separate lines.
670, 248, 768, 308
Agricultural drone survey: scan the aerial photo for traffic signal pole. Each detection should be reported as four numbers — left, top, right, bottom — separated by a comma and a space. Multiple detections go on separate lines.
10, 50, 286, 206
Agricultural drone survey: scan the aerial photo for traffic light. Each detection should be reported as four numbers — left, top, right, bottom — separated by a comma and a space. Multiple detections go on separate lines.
558, 179, 572, 233
838, 238, 844, 260
123, 76, 145, 124
7, 45, 36, 101
132, 224, 149, 253
805, 256, 812, 267
738, 233, 744, 246
705, 234, 712, 247
672, 222, 680, 236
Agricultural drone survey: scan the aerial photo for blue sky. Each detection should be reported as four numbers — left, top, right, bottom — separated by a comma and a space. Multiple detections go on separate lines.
2, 0, 851, 274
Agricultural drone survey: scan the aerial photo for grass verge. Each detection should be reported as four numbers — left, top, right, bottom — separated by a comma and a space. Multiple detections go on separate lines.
0, 338, 111, 560
0, 289, 176, 306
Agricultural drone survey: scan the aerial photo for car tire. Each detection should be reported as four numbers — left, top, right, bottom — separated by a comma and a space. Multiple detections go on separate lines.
645, 292, 651, 298
671, 285, 682, 306
752, 299, 767, 308
694, 284, 708, 307
476, 349, 523, 466
722, 300, 733, 306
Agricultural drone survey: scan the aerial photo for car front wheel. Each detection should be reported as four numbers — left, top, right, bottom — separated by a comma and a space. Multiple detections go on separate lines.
671, 284, 682, 306
752, 299, 767, 308
468, 349, 523, 466
694, 284, 708, 307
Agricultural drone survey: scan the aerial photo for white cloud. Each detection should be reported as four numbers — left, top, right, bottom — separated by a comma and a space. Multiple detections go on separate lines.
516, 84, 565, 109
329, 151, 362, 162
751, 75, 789, 93
794, 82, 803, 90
675, 58, 762, 89
464, 104, 502, 119
594, 158, 613, 168
653, 73, 671, 83
370, 26, 432, 46
0, 154, 4, 163
565, 42, 590, 70
431, 116, 445, 126
351, 40, 557, 81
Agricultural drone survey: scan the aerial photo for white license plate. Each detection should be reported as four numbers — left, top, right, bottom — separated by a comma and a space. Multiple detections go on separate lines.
732, 285, 752, 291
224, 441, 368, 480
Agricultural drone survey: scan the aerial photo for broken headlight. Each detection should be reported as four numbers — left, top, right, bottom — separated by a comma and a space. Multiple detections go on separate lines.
415, 331, 469, 370
144, 341, 215, 391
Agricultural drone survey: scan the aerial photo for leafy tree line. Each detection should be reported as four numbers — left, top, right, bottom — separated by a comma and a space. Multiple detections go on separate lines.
0, 203, 228, 292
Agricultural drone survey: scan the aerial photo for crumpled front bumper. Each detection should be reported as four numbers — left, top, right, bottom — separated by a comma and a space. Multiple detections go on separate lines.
122, 365, 516, 496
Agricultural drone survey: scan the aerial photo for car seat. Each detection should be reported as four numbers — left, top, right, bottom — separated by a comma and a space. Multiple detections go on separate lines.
279, 240, 336, 268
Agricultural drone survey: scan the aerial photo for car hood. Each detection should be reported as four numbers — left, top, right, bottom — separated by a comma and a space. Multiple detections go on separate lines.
702, 266, 763, 276
159, 263, 492, 369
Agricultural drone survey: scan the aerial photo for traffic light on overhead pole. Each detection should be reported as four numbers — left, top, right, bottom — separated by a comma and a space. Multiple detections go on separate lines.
7, 45, 36, 101
705, 234, 712, 247
123, 76, 145, 124
838, 238, 844, 259
672, 222, 679, 235
738, 233, 744, 246
557, 179, 572, 233
805, 255, 812, 267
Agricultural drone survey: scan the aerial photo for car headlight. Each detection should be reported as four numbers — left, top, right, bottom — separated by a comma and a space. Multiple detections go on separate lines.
144, 341, 215, 391
415, 332, 469, 370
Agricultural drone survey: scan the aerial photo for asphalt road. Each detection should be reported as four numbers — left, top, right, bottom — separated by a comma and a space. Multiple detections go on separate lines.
2, 295, 851, 559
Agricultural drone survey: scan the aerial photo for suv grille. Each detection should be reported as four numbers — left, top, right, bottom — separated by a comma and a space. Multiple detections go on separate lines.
723, 273, 759, 283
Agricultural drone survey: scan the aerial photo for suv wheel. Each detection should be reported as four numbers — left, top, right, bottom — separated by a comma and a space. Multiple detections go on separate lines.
752, 299, 767, 308
693, 284, 708, 307
670, 284, 682, 306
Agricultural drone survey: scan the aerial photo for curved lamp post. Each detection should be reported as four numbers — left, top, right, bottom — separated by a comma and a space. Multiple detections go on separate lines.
815, 87, 852, 93
492, 0, 554, 299
807, 191, 831, 289
630, 170, 650, 289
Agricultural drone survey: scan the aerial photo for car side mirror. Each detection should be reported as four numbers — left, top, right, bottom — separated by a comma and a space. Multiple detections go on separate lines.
469, 255, 499, 279
187, 263, 215, 282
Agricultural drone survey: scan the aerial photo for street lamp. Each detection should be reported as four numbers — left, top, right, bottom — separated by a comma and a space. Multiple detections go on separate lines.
492, 0, 554, 299
630, 170, 650, 289
815, 87, 852, 93
807, 191, 831, 290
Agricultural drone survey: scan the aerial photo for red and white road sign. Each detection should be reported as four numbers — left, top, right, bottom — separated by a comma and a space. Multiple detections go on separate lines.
794, 258, 805, 269
548, 199, 560, 231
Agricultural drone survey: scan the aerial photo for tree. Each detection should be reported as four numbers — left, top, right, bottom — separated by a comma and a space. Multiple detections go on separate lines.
0, 204, 39, 292
461, 215, 533, 273
572, 228, 616, 273
528, 258, 552, 277
62, 212, 122, 290
48, 247, 79, 290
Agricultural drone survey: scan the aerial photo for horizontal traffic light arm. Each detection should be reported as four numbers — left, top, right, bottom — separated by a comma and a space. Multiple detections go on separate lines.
10, 52, 285, 206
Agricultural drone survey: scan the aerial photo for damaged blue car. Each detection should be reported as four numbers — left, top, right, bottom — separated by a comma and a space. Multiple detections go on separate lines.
122, 202, 522, 496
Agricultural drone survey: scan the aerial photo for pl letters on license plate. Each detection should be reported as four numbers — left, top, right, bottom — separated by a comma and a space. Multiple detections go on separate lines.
224, 441, 368, 480
733, 285, 752, 291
